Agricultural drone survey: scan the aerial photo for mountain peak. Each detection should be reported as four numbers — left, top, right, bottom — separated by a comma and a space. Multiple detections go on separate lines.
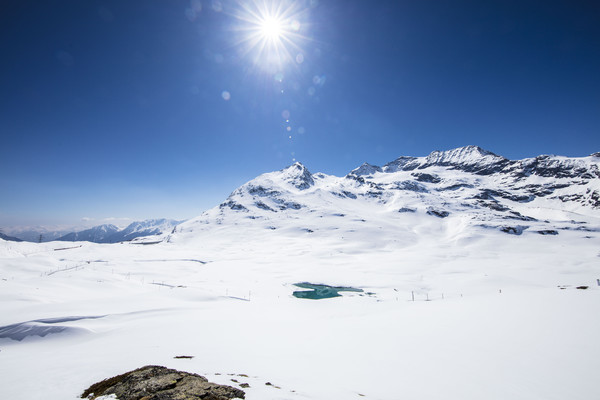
423, 145, 508, 174
279, 162, 314, 190
427, 145, 500, 161
383, 156, 419, 173
350, 162, 382, 176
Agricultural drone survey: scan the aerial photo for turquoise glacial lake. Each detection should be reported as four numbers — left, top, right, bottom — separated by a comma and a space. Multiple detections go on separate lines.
292, 282, 363, 300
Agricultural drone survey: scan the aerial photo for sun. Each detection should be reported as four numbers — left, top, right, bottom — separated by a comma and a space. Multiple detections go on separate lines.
231, 0, 309, 73
259, 16, 284, 41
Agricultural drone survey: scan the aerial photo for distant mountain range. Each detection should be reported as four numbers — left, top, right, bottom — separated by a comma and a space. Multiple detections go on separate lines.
3, 146, 599, 245
2, 219, 182, 243
3, 228, 70, 243
56, 218, 182, 243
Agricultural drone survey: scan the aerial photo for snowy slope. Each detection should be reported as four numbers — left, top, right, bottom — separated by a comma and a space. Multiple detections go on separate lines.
1, 146, 599, 400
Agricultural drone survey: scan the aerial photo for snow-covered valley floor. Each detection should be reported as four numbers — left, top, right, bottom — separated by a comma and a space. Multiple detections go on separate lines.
1, 221, 599, 400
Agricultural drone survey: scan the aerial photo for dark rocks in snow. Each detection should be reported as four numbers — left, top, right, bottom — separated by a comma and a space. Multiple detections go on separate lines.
345, 173, 366, 184
332, 190, 358, 199
519, 183, 570, 197
411, 172, 441, 183
472, 189, 532, 203
254, 201, 275, 211
558, 194, 583, 203
521, 184, 555, 197
398, 207, 416, 213
505, 193, 535, 203
588, 190, 600, 207
392, 181, 428, 192
505, 211, 537, 222
500, 192, 534, 203
558, 189, 599, 208
537, 230, 558, 235
364, 190, 383, 198
342, 190, 357, 199
272, 198, 303, 210
81, 365, 245, 400
426, 208, 450, 218
477, 200, 510, 212
500, 226, 528, 235
247, 185, 281, 198
369, 182, 385, 191
279, 202, 302, 210
473, 189, 496, 200
246, 184, 304, 211
437, 183, 474, 191
574, 225, 596, 232
220, 200, 248, 212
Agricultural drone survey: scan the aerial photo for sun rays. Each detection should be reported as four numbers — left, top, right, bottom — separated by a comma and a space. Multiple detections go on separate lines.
231, 0, 311, 73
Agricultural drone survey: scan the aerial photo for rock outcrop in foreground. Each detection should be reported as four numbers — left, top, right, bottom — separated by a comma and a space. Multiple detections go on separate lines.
81, 365, 245, 400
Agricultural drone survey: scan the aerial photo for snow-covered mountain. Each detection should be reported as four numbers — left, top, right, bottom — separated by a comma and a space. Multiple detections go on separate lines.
107, 218, 182, 242
56, 219, 182, 243
56, 224, 120, 243
173, 145, 600, 242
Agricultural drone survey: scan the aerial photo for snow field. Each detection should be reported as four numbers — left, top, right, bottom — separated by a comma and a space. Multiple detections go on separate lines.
1, 223, 599, 400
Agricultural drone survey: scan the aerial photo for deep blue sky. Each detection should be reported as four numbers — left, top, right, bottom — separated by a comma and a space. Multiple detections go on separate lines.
1, 0, 599, 228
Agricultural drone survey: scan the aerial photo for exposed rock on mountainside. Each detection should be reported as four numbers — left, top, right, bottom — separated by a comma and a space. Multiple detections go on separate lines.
81, 365, 245, 400
279, 162, 315, 190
